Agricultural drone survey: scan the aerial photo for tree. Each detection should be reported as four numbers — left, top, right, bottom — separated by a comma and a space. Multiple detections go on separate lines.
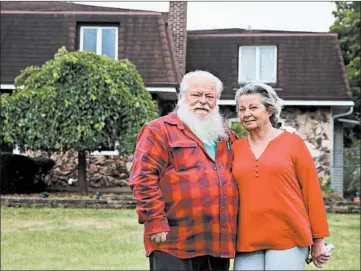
0, 47, 158, 192
330, 2, 360, 198
330, 1, 360, 143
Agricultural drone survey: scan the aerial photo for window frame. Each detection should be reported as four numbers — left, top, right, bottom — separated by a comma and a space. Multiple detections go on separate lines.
79, 26, 118, 60
238, 45, 278, 84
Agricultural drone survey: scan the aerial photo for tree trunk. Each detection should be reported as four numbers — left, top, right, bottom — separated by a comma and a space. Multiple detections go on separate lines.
78, 150, 88, 193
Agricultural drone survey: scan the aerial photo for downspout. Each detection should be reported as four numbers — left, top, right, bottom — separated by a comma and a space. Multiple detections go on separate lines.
331, 106, 354, 192
338, 118, 360, 125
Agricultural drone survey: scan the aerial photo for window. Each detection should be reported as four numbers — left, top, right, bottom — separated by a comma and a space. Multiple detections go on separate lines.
238, 46, 277, 83
79, 26, 118, 60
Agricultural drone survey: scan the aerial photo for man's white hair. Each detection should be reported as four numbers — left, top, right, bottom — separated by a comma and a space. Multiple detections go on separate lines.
179, 70, 223, 99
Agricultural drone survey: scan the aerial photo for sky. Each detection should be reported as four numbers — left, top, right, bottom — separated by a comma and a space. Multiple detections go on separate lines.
75, 1, 336, 32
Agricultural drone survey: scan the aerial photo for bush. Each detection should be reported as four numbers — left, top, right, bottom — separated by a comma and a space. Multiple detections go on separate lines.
344, 140, 361, 199
0, 47, 158, 192
230, 122, 248, 138
0, 47, 158, 154
320, 175, 333, 194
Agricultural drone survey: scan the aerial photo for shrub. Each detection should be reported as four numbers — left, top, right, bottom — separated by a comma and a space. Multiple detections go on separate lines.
0, 47, 158, 192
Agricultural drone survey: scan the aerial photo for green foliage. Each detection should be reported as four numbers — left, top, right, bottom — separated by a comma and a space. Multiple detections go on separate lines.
330, 2, 360, 101
343, 140, 361, 198
319, 176, 333, 194
229, 122, 248, 138
0, 47, 158, 155
330, 2, 360, 142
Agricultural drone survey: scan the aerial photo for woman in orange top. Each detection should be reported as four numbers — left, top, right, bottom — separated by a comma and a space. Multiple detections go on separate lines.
232, 82, 331, 270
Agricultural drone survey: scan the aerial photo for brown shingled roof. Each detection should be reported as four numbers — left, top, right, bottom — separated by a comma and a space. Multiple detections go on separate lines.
186, 29, 352, 101
0, 1, 180, 87
0, 1, 154, 13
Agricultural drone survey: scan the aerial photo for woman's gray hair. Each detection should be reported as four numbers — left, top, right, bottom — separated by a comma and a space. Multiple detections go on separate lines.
179, 70, 223, 99
235, 82, 284, 127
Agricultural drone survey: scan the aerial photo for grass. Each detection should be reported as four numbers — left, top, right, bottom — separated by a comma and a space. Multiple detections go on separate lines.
304, 213, 361, 271
1, 208, 360, 270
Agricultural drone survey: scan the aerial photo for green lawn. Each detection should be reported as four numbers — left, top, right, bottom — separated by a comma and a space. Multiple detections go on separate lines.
1, 207, 360, 270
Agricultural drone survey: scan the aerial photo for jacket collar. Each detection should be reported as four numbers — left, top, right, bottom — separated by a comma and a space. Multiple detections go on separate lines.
164, 110, 185, 130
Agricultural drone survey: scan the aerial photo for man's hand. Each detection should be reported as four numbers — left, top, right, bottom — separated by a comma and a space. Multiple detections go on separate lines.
149, 232, 168, 244
312, 239, 332, 268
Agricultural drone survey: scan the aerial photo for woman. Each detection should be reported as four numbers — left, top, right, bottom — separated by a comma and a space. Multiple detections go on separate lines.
232, 82, 331, 270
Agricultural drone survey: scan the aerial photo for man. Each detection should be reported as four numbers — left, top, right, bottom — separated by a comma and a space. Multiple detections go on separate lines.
129, 70, 238, 270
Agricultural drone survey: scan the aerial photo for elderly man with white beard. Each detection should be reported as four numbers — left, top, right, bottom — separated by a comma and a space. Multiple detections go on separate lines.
129, 70, 239, 271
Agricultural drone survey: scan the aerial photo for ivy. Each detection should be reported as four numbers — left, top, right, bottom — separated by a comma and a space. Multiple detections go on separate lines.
0, 47, 158, 155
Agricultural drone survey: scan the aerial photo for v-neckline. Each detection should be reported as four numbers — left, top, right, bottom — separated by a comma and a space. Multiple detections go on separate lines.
246, 132, 285, 161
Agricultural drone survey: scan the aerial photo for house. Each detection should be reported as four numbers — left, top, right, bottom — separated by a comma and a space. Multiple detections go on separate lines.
0, 1, 357, 196
0, 1, 185, 114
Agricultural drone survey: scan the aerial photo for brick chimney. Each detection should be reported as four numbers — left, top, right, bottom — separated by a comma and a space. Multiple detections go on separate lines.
168, 1, 187, 78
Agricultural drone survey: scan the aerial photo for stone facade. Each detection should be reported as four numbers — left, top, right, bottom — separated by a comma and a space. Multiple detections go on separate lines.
23, 150, 133, 188
280, 107, 332, 180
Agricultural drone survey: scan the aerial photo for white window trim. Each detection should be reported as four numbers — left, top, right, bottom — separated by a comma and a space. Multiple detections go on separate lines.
1, 84, 177, 95
146, 87, 176, 93
238, 45, 277, 84
218, 100, 355, 106
0, 84, 15, 89
79, 26, 118, 60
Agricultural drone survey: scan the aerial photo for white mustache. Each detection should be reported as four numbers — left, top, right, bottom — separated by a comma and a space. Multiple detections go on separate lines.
194, 107, 210, 111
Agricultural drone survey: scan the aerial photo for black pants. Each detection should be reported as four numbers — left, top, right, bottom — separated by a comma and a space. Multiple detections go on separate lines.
149, 250, 230, 271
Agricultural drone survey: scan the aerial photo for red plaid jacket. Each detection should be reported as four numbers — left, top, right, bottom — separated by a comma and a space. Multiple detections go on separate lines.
129, 111, 239, 259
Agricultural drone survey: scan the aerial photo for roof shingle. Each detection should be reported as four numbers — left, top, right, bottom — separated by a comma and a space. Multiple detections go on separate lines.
186, 29, 352, 101
0, 1, 180, 87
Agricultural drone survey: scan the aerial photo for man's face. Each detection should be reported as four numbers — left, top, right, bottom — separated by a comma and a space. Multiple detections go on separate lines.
183, 79, 217, 118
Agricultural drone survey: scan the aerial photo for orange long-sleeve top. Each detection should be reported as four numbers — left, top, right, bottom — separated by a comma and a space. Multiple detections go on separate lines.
232, 132, 329, 252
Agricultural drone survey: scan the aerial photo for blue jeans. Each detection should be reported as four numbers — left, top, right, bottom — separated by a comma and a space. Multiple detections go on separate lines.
234, 246, 309, 270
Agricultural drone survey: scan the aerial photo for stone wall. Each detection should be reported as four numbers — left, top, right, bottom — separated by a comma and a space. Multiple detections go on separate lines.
280, 107, 332, 179
23, 150, 133, 188
1, 194, 137, 209
1, 194, 359, 213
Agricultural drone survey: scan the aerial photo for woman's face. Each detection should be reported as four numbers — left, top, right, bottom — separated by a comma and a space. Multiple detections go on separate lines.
238, 94, 272, 131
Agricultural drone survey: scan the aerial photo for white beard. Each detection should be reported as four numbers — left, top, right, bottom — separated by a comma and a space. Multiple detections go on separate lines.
176, 99, 228, 144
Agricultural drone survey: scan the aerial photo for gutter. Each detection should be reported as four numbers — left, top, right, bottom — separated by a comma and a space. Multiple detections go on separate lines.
337, 118, 360, 126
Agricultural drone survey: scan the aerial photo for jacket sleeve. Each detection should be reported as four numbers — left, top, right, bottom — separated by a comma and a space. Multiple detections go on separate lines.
293, 134, 330, 239
129, 122, 170, 235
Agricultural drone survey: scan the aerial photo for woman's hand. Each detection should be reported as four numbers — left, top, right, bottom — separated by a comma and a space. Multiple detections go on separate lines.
312, 238, 332, 268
